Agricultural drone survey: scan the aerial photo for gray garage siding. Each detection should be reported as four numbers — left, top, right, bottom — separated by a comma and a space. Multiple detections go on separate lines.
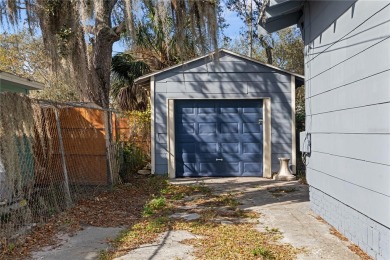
303, 1, 390, 258
152, 52, 295, 175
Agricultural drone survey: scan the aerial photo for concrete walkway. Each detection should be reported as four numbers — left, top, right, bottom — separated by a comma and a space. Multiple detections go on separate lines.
32, 226, 123, 260
171, 177, 359, 260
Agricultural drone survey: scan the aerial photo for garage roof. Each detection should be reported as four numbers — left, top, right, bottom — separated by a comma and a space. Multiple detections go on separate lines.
134, 49, 304, 85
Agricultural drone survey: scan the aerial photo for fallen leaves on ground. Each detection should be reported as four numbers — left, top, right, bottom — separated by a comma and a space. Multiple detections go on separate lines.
0, 175, 167, 260
2, 177, 301, 260
348, 245, 372, 260
107, 181, 301, 260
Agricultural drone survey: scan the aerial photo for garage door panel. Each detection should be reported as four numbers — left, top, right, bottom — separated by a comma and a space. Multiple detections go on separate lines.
243, 123, 262, 133
243, 101, 263, 113
220, 107, 239, 113
176, 143, 196, 153
199, 123, 217, 134
176, 162, 198, 176
219, 113, 258, 122
200, 162, 240, 175
176, 134, 219, 142
198, 102, 217, 114
177, 115, 215, 122
243, 143, 262, 153
175, 99, 263, 177
244, 162, 263, 173
218, 135, 246, 143
198, 143, 218, 153
177, 153, 221, 163
221, 143, 239, 153
222, 153, 261, 162
220, 123, 239, 133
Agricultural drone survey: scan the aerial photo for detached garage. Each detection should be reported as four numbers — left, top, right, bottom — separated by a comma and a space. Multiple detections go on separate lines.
135, 49, 303, 178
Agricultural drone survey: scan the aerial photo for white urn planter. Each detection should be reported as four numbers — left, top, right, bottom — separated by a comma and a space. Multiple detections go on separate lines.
273, 157, 296, 181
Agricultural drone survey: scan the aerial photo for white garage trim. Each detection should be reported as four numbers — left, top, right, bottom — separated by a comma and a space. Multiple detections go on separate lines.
167, 99, 176, 178
150, 76, 155, 175
263, 98, 272, 178
167, 98, 272, 179
291, 75, 296, 174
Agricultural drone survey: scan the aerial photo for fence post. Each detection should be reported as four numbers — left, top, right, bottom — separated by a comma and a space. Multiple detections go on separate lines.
114, 113, 120, 142
54, 108, 72, 207
104, 110, 114, 186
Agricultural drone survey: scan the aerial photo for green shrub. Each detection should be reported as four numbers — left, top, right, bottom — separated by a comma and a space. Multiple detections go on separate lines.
142, 197, 166, 217
119, 142, 148, 181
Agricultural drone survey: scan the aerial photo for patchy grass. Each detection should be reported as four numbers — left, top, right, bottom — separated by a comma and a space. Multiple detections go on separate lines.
105, 179, 300, 260
142, 197, 167, 217
161, 182, 212, 198
98, 249, 111, 260
252, 247, 276, 259
189, 193, 240, 208
265, 227, 282, 234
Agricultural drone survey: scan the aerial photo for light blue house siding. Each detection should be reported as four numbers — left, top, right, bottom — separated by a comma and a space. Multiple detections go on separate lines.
304, 2, 390, 259
136, 50, 303, 177
260, 1, 390, 259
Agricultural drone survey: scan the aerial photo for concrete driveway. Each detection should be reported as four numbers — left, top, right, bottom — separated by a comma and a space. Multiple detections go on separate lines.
169, 177, 360, 260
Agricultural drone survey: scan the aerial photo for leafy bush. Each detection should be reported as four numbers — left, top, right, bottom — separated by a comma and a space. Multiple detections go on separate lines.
119, 142, 148, 182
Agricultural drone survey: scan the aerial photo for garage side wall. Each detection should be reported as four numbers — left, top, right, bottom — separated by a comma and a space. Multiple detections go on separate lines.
152, 52, 293, 175
303, 1, 390, 258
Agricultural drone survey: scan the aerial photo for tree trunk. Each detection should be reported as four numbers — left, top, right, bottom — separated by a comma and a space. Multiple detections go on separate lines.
37, 0, 121, 109
89, 0, 119, 109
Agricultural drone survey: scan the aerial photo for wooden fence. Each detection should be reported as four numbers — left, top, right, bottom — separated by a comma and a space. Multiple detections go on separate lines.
0, 93, 150, 241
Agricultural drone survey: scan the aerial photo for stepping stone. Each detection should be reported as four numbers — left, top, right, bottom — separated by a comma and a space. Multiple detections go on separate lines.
177, 205, 199, 210
170, 212, 200, 221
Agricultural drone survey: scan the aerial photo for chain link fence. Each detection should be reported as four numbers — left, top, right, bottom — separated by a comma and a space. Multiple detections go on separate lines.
0, 93, 150, 243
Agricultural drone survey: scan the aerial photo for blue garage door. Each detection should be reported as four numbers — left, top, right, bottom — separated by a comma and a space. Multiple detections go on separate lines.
175, 99, 263, 177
